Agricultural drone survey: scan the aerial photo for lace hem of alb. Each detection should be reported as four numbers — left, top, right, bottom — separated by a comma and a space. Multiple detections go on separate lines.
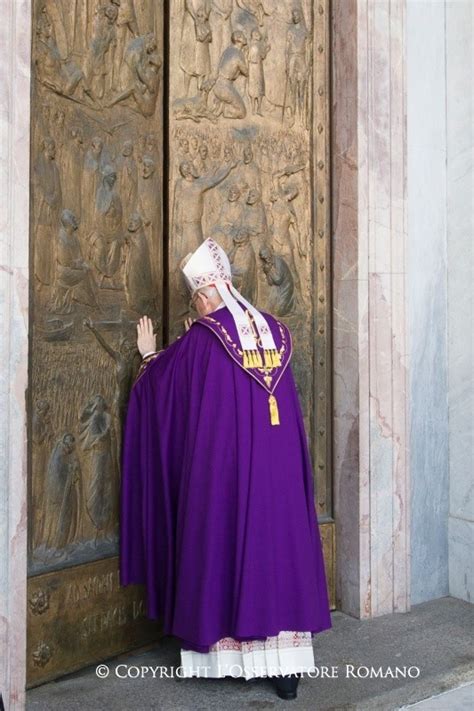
180, 631, 315, 679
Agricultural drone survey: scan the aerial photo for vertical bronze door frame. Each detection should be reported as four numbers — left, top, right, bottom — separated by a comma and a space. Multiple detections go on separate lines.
311, 0, 335, 607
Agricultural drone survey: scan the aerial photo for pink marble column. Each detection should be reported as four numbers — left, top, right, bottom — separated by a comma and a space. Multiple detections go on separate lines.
0, 1, 31, 708
331, 0, 409, 618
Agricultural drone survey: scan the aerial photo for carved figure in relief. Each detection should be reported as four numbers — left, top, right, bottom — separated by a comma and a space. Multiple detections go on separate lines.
236, 0, 268, 27
180, 0, 212, 95
51, 107, 66, 153
269, 179, 305, 290
137, 155, 160, 235
247, 29, 270, 115
82, 135, 105, 238
240, 188, 268, 249
209, 0, 233, 70
34, 137, 62, 287
213, 31, 248, 119
196, 6, 212, 86
215, 141, 238, 193
72, 1, 91, 55
41, 433, 82, 552
284, 8, 310, 127
172, 159, 238, 256
39, 103, 52, 135
43, 0, 69, 59
79, 395, 116, 540
235, 143, 262, 193
228, 229, 258, 303
179, 137, 191, 159
63, 127, 84, 219
211, 184, 244, 251
259, 138, 273, 175
210, 136, 222, 160
193, 142, 210, 175
223, 143, 236, 164
173, 79, 216, 123
111, 0, 140, 89
83, 2, 118, 101
50, 209, 99, 314
190, 135, 200, 158
117, 140, 138, 219
35, 9, 84, 99
259, 243, 295, 316
32, 400, 52, 549
110, 33, 161, 117
143, 132, 158, 157
83, 320, 136, 425
124, 213, 155, 315
33, 400, 52, 449
89, 165, 125, 289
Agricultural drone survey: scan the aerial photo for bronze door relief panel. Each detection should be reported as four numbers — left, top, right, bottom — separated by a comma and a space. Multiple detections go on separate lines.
27, 0, 332, 686
28, 0, 164, 685
167, 0, 333, 596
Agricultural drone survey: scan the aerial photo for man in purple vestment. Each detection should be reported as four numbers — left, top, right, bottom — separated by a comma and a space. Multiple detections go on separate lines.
119, 238, 332, 700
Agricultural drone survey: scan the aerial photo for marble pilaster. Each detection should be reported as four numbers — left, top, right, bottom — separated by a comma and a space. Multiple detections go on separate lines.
0, 1, 31, 708
446, 0, 473, 603
332, 0, 410, 618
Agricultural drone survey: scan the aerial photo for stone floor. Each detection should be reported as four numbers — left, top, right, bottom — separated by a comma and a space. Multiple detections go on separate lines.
26, 596, 473, 710
400, 682, 474, 710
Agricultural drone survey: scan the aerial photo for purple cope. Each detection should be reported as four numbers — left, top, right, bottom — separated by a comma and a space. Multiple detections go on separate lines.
119, 305, 332, 653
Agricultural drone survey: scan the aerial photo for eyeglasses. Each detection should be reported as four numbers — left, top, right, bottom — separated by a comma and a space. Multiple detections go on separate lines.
189, 290, 200, 311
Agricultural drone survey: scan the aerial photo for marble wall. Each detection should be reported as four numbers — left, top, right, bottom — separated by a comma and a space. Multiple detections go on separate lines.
0, 1, 31, 708
407, 0, 450, 603
446, 0, 473, 604
407, 0, 473, 605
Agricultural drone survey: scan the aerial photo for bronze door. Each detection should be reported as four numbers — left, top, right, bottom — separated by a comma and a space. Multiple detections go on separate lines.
27, 0, 333, 686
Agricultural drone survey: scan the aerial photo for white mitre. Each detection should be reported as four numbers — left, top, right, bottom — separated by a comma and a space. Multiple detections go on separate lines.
181, 238, 278, 360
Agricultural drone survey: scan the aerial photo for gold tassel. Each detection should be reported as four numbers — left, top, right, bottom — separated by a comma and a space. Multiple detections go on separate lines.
245, 349, 279, 370
268, 394, 280, 425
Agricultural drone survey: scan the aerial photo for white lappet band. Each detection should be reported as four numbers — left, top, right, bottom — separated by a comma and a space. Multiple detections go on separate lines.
214, 281, 281, 371
228, 282, 277, 352
214, 281, 258, 352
